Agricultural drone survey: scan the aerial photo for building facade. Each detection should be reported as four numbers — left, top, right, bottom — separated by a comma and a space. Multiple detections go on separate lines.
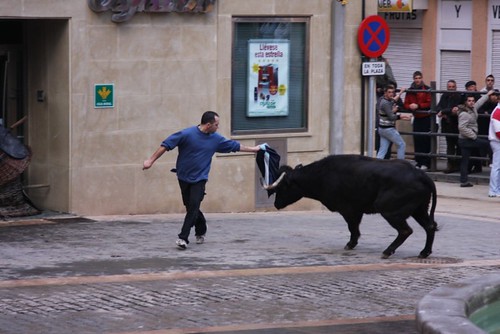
0, 1, 495, 216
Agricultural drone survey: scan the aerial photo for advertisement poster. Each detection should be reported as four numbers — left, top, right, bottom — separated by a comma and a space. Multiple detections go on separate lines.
247, 39, 289, 117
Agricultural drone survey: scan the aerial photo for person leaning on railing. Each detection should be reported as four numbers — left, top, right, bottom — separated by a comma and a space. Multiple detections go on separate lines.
436, 80, 462, 174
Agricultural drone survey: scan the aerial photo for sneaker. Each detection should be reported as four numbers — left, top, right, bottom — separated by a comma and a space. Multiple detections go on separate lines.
460, 182, 473, 188
176, 239, 187, 249
488, 194, 500, 198
196, 235, 205, 244
419, 165, 428, 171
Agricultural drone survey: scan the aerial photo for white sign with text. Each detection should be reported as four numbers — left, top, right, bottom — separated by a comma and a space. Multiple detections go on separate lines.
362, 62, 386, 76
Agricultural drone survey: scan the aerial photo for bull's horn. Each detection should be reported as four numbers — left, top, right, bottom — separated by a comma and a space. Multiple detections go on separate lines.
261, 172, 286, 190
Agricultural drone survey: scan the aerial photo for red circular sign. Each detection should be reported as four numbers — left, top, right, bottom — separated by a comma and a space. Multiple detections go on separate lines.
357, 15, 390, 58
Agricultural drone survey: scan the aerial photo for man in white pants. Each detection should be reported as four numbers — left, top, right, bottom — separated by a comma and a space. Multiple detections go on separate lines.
489, 93, 500, 197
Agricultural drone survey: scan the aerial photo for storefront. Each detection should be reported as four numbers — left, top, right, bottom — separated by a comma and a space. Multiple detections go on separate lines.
381, 0, 496, 91
0, 1, 375, 215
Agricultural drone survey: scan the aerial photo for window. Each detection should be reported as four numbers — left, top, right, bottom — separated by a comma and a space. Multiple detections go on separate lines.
231, 17, 309, 134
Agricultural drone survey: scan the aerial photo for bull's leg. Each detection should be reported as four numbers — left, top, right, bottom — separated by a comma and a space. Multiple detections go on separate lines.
412, 207, 437, 258
380, 216, 413, 259
341, 212, 363, 250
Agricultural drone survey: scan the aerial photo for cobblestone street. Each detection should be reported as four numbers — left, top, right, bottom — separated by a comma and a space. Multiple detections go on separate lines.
0, 183, 499, 333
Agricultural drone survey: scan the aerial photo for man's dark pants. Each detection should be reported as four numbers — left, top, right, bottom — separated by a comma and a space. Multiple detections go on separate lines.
413, 116, 431, 167
458, 138, 490, 183
445, 135, 460, 171
178, 180, 207, 243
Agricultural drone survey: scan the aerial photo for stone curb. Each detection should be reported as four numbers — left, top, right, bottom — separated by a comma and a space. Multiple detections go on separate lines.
416, 274, 500, 334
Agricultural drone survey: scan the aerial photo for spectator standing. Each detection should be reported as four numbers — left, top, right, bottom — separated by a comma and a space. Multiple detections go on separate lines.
481, 74, 495, 92
403, 71, 432, 170
478, 76, 496, 167
479, 76, 496, 139
376, 86, 411, 160
376, 57, 397, 98
143, 111, 262, 249
488, 94, 500, 197
437, 80, 462, 173
461, 80, 484, 173
461, 80, 480, 102
457, 93, 491, 187
375, 57, 398, 159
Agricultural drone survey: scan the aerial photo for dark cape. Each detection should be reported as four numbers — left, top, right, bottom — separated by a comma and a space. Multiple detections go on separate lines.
256, 145, 281, 197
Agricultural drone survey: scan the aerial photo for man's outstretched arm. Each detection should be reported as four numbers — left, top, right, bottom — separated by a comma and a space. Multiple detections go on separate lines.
239, 144, 263, 153
143, 146, 168, 170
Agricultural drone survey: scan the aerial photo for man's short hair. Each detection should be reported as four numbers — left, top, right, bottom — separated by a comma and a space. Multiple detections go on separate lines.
465, 80, 477, 88
201, 111, 219, 124
384, 84, 395, 92
413, 71, 423, 78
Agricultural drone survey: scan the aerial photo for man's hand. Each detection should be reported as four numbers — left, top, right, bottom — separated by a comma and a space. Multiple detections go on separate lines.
399, 113, 412, 121
143, 146, 167, 170
143, 159, 153, 170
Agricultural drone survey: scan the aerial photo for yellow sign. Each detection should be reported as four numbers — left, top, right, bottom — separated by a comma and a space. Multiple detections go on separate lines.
378, 0, 413, 12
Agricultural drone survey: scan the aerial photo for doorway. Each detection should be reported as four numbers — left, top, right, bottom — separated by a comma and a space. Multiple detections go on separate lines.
1, 19, 70, 213
0, 21, 25, 140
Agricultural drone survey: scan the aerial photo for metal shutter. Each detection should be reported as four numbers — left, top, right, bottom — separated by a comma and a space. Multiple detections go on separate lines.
440, 51, 471, 91
438, 51, 470, 155
491, 31, 500, 81
383, 28, 423, 89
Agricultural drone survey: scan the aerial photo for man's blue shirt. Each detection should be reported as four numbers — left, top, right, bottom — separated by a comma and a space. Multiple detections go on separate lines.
161, 126, 240, 183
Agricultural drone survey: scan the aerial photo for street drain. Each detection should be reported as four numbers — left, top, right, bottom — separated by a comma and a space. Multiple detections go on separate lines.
405, 256, 463, 264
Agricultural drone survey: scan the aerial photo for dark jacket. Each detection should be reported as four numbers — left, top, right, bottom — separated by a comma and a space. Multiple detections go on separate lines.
436, 92, 461, 134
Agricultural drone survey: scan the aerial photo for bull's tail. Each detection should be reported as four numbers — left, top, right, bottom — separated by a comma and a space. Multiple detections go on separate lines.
428, 178, 438, 231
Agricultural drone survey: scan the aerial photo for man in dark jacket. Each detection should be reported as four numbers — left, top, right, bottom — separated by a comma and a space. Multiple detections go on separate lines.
436, 79, 462, 173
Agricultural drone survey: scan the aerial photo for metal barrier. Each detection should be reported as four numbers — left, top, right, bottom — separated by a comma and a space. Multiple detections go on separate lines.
393, 81, 491, 172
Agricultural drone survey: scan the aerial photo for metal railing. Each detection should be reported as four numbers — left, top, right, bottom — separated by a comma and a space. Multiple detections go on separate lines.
391, 81, 491, 172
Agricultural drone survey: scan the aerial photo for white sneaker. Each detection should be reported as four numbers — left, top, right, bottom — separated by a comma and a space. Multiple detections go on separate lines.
196, 235, 205, 244
176, 239, 187, 249
419, 165, 428, 171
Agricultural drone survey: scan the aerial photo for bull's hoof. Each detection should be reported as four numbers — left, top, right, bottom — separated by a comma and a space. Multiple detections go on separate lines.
381, 250, 394, 259
344, 243, 356, 250
418, 250, 432, 259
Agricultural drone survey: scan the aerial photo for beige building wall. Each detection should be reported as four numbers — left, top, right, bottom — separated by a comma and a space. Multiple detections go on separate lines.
1, 0, 374, 215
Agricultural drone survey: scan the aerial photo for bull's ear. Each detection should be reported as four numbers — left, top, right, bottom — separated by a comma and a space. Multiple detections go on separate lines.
294, 164, 303, 169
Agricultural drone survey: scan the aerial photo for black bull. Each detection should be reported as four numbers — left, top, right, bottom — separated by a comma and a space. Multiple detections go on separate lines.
264, 155, 438, 259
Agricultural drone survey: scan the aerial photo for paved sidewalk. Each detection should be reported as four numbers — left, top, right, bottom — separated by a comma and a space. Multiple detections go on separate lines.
0, 181, 499, 334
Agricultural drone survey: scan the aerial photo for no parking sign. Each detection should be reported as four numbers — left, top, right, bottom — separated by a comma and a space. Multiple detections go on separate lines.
357, 15, 390, 58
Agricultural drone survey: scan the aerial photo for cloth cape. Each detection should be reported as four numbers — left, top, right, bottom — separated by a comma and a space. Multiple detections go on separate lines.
255, 144, 281, 197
